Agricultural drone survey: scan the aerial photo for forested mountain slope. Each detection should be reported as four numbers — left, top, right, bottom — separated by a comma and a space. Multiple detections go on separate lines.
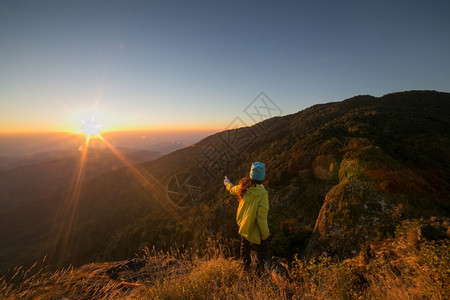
1, 90, 449, 273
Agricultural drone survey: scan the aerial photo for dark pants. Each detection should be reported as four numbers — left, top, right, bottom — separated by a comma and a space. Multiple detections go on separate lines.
241, 237, 268, 275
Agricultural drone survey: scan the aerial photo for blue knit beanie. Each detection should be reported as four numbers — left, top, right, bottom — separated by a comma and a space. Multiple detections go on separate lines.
249, 162, 265, 181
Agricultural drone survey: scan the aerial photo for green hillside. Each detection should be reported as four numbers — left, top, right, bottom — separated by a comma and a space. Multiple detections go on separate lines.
110, 90, 450, 260
72, 90, 450, 264
1, 90, 449, 274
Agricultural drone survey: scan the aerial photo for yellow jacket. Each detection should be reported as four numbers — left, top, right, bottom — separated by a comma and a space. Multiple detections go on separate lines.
226, 183, 270, 244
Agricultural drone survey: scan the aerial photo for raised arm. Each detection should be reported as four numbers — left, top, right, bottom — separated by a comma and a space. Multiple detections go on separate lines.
224, 176, 239, 196
226, 182, 240, 195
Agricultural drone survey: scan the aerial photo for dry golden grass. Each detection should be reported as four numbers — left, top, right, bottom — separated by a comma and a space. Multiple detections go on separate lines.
0, 250, 188, 299
143, 231, 448, 300
1, 226, 448, 299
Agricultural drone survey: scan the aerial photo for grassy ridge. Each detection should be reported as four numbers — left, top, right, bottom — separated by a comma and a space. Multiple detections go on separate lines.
1, 219, 448, 299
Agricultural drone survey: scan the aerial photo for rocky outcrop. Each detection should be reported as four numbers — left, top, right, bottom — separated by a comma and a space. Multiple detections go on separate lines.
306, 157, 403, 259
417, 223, 449, 242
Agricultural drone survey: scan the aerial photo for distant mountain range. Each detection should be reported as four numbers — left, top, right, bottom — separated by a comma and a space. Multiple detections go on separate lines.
0, 147, 162, 171
0, 130, 214, 157
1, 90, 449, 274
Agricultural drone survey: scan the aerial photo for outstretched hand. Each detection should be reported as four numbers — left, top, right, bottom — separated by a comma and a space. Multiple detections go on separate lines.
223, 176, 230, 186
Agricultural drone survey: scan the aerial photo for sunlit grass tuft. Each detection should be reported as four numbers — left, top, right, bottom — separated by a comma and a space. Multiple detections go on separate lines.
145, 256, 298, 300
1, 221, 449, 299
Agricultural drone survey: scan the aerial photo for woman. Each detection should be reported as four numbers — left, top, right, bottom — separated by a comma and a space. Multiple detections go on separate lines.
224, 162, 270, 275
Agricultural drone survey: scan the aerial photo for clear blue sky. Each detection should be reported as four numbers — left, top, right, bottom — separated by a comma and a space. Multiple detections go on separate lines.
1, 0, 449, 132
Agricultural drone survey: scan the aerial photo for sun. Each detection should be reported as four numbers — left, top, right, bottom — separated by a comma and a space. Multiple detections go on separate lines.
79, 115, 103, 140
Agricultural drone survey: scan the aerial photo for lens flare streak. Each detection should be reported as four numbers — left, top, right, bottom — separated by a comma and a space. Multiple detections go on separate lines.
53, 135, 90, 263
97, 135, 182, 220
51, 132, 185, 265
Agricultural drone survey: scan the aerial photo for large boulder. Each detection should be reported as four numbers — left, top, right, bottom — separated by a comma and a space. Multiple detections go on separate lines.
306, 157, 402, 259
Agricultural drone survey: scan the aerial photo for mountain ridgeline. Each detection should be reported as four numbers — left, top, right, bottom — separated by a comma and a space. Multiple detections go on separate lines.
1, 90, 449, 273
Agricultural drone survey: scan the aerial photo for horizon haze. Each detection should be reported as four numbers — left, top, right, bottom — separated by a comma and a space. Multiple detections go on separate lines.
1, 1, 450, 133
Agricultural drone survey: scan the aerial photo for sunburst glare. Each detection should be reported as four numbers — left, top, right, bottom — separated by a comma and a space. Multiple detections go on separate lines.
52, 116, 184, 265
79, 115, 103, 141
